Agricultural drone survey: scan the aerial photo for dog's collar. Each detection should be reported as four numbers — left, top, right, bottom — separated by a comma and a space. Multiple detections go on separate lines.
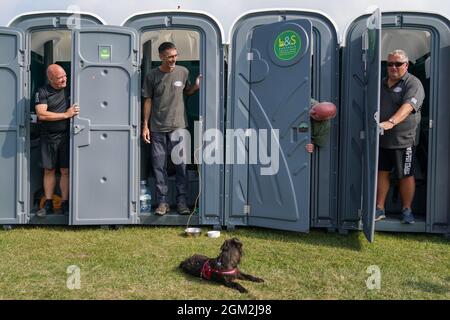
201, 260, 238, 280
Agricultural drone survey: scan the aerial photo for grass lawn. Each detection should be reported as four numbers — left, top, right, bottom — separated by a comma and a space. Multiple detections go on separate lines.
0, 226, 448, 300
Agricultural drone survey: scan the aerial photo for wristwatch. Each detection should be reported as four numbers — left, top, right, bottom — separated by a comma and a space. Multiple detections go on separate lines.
388, 118, 396, 125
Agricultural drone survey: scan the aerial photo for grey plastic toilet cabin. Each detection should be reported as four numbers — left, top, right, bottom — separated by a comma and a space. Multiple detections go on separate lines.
339, 11, 450, 237
123, 12, 225, 228
224, 10, 341, 236
0, 12, 104, 226
1, 9, 448, 240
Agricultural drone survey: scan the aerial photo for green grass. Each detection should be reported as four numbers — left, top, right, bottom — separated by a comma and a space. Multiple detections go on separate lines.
0, 226, 448, 299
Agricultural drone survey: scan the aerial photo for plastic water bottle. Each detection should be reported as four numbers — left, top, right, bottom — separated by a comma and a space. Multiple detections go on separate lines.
140, 180, 152, 213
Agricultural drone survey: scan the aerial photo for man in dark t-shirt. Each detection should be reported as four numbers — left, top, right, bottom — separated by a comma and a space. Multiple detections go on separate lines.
35, 64, 80, 217
142, 42, 201, 216
375, 50, 425, 224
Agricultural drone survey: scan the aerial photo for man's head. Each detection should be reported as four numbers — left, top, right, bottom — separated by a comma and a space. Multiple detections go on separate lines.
310, 101, 337, 121
387, 50, 409, 82
47, 64, 67, 90
158, 42, 178, 70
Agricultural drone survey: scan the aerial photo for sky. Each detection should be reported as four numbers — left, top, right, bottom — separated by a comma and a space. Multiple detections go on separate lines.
1, 0, 448, 43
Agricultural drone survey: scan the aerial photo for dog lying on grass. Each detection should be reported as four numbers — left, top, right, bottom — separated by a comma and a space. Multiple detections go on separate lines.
179, 237, 264, 293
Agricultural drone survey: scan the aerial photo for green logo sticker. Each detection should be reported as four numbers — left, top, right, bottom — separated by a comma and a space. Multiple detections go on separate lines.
274, 30, 301, 61
99, 46, 111, 60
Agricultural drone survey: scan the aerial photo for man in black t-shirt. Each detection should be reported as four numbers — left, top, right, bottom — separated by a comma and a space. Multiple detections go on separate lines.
375, 50, 425, 224
35, 64, 79, 217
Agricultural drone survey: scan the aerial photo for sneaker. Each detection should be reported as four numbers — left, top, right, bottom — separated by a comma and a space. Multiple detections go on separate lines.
374, 208, 386, 222
36, 199, 53, 218
177, 203, 191, 215
155, 203, 170, 216
61, 201, 69, 215
401, 208, 415, 224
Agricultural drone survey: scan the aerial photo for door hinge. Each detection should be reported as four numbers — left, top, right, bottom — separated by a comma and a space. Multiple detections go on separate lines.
19, 212, 29, 224
131, 214, 140, 224
247, 52, 254, 61
395, 15, 403, 27
362, 31, 368, 72
132, 49, 139, 67
244, 205, 250, 215
429, 119, 433, 129
19, 124, 26, 138
165, 16, 173, 27
18, 201, 24, 213
131, 202, 140, 224
19, 49, 26, 67
18, 201, 27, 223
360, 131, 365, 140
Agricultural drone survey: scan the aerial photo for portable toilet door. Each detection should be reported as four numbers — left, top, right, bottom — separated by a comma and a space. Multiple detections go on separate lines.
225, 10, 340, 233
0, 27, 27, 225
338, 8, 383, 242
70, 25, 140, 225
123, 11, 224, 227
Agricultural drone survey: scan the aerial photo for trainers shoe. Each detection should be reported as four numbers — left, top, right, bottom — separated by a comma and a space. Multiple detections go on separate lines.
155, 203, 170, 216
61, 201, 69, 215
374, 208, 386, 222
177, 203, 191, 215
401, 208, 415, 224
36, 199, 53, 218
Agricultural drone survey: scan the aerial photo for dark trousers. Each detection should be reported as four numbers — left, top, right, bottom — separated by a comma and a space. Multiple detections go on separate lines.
151, 131, 188, 205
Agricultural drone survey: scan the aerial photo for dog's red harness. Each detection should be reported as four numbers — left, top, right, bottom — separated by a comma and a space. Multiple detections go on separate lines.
201, 260, 238, 280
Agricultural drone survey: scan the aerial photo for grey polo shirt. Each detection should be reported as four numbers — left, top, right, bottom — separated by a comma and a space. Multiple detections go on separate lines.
380, 72, 425, 149
142, 65, 190, 132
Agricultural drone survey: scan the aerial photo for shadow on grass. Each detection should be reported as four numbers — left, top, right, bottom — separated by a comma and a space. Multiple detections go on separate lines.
1, 225, 128, 232
3, 224, 448, 251
0, 225, 372, 251
405, 279, 450, 295
220, 227, 365, 251
372, 231, 450, 245
173, 265, 258, 297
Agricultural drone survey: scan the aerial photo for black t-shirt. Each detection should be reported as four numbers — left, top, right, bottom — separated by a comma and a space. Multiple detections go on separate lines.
35, 84, 70, 133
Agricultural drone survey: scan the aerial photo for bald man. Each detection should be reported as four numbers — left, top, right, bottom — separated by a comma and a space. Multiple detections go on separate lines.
35, 64, 79, 217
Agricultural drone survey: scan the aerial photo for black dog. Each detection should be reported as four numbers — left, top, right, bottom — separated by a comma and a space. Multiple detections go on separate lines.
179, 238, 264, 293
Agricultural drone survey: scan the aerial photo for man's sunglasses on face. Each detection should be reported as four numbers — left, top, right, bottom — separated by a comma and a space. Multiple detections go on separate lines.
387, 61, 407, 67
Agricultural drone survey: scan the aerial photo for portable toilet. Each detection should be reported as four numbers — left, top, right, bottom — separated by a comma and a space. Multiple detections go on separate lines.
224, 10, 341, 236
339, 11, 450, 238
122, 11, 225, 228
0, 12, 104, 226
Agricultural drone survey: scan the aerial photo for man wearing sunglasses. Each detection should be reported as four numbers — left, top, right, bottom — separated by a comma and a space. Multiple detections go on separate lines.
375, 50, 425, 224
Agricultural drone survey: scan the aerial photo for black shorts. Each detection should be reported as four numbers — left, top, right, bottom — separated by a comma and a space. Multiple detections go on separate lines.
378, 147, 416, 179
40, 131, 70, 170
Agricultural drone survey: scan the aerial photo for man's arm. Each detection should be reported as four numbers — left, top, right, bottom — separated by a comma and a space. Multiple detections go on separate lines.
35, 104, 79, 121
379, 103, 414, 130
142, 98, 152, 143
184, 74, 202, 96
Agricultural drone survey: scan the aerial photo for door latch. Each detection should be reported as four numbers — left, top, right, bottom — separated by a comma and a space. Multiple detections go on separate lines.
297, 122, 309, 133
74, 124, 85, 135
